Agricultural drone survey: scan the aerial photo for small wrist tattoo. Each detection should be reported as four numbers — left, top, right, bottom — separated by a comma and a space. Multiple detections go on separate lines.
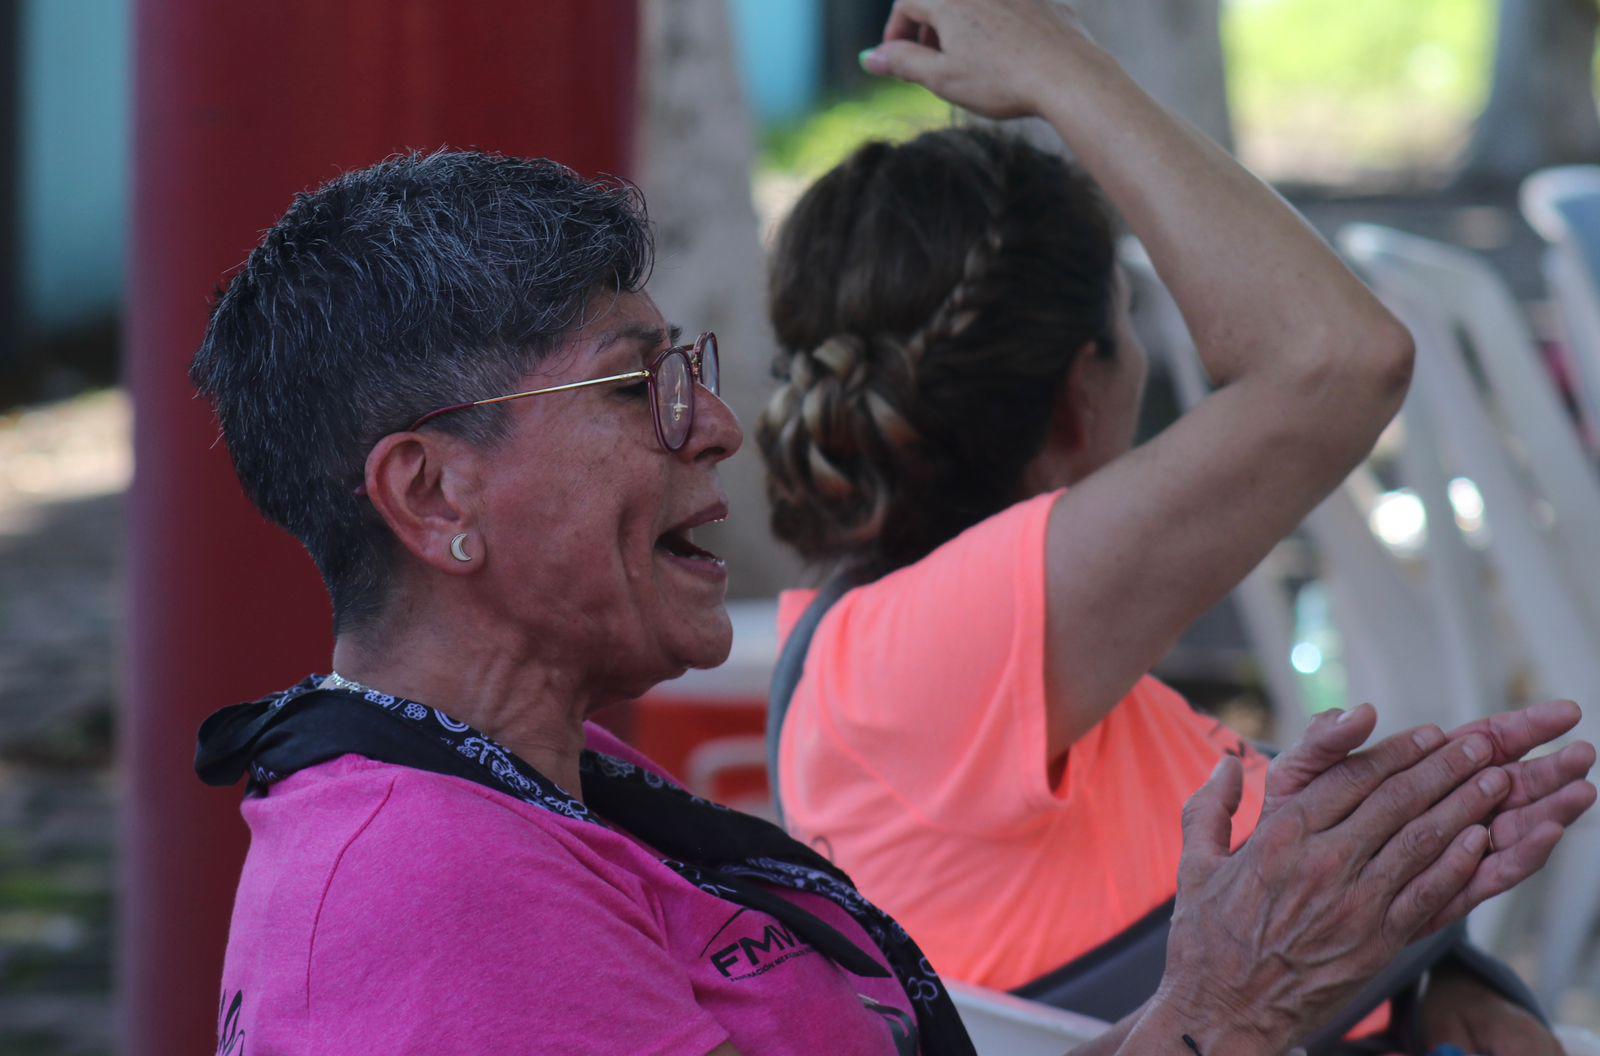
1180, 1035, 1203, 1055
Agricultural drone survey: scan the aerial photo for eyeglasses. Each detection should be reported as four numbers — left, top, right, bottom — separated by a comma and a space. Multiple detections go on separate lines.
407, 331, 720, 451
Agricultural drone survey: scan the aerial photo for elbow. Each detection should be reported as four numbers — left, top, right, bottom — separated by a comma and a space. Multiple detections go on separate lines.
1294, 308, 1415, 419
1370, 311, 1416, 400
1334, 312, 1415, 466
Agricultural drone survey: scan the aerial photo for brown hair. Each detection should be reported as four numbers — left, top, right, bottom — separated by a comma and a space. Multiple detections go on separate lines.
758, 127, 1118, 579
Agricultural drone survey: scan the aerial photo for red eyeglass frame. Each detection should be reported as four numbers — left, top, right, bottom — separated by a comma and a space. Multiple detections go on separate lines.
354, 332, 719, 496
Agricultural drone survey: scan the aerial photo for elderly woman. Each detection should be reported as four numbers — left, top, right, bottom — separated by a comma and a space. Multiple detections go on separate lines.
190, 150, 1581, 1054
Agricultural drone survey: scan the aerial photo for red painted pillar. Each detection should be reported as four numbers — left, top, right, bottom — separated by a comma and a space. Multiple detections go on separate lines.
122, 4, 638, 1052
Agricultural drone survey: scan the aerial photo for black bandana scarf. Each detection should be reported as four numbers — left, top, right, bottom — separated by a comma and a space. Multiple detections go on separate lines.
195, 676, 975, 1056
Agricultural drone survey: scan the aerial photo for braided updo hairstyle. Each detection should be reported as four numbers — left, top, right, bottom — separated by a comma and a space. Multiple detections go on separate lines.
758, 127, 1118, 579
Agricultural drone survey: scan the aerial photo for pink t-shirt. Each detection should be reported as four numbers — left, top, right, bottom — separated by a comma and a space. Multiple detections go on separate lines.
215, 724, 920, 1055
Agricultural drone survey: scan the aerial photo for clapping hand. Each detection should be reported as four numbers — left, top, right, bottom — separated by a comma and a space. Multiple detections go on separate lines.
1155, 701, 1594, 1052
1260, 699, 1596, 932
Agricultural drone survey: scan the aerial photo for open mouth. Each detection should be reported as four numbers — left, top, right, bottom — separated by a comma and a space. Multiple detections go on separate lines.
654, 501, 729, 577
655, 525, 723, 564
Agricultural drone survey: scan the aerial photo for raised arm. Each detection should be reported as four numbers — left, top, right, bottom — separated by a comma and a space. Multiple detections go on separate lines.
866, 1, 1415, 753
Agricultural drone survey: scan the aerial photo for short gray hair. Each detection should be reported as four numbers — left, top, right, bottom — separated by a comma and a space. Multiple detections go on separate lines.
190, 150, 654, 631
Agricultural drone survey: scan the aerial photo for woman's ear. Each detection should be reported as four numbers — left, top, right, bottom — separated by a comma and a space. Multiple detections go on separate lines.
1050, 339, 1103, 454
1020, 340, 1103, 497
362, 432, 480, 576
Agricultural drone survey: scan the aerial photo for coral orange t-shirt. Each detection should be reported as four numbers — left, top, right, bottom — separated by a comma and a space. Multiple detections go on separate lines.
776, 490, 1273, 991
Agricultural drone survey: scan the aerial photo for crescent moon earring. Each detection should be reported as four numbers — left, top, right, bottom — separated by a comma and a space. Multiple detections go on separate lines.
449, 533, 474, 563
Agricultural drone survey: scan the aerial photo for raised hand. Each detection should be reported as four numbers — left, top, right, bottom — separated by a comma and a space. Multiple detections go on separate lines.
861, 0, 1103, 120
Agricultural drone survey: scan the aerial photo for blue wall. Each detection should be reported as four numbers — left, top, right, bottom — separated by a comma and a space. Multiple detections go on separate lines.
19, 0, 129, 330
728, 0, 822, 125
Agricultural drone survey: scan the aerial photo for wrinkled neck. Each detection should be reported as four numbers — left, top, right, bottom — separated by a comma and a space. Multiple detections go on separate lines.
331, 601, 593, 799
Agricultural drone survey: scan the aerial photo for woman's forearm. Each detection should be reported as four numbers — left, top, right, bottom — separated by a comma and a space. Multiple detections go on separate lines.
1030, 36, 1409, 391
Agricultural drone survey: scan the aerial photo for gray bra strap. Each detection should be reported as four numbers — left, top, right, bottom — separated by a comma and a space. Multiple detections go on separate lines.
765, 575, 856, 825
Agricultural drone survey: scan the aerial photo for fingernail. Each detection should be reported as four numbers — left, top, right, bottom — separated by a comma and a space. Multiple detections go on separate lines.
1339, 702, 1374, 725
1532, 698, 1580, 721
858, 48, 878, 73
1463, 734, 1490, 763
1329, 706, 1349, 723
1477, 768, 1508, 796
1463, 827, 1488, 854
1413, 725, 1445, 751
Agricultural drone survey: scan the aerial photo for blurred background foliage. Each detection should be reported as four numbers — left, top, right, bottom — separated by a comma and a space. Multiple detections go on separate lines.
759, 0, 1580, 185
1226, 0, 1494, 178
759, 79, 949, 180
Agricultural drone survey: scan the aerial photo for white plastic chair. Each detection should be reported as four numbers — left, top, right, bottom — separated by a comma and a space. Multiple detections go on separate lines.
1121, 242, 1455, 742
1560, 1024, 1600, 1056
1305, 475, 1468, 740
949, 981, 1108, 1055
1337, 224, 1600, 727
1340, 224, 1600, 634
1521, 165, 1600, 447
1392, 391, 1509, 732
951, 980, 1600, 1054
1339, 222, 1600, 1009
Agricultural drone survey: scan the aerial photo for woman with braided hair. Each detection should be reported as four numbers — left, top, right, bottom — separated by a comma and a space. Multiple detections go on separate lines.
760, 2, 1593, 1053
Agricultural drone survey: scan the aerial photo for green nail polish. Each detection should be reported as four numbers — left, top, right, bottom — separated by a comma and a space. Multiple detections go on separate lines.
858, 48, 876, 72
